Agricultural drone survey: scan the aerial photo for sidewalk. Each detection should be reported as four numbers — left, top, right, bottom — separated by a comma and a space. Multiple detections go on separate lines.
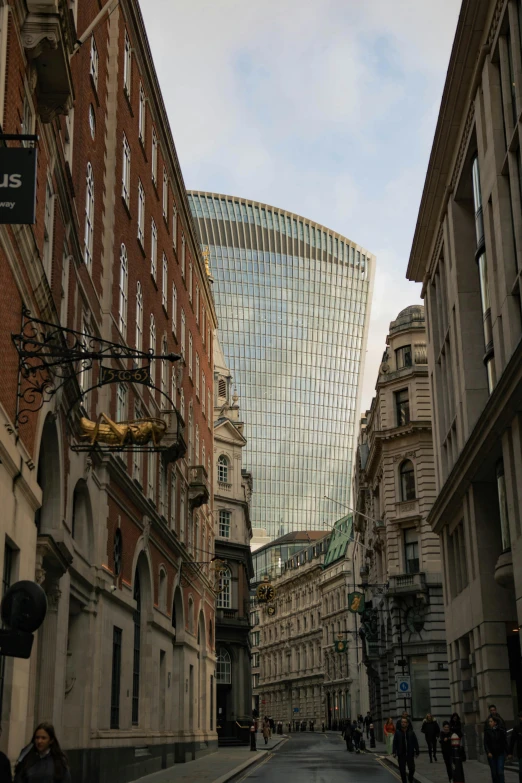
131, 735, 286, 783
369, 738, 520, 783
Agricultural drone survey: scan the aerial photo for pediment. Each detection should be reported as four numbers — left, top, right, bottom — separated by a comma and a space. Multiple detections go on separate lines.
214, 418, 247, 446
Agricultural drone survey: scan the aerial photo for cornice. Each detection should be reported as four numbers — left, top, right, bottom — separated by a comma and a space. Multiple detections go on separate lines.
365, 421, 432, 477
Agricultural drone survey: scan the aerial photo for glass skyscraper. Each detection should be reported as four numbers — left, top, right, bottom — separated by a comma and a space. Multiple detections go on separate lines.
188, 192, 374, 540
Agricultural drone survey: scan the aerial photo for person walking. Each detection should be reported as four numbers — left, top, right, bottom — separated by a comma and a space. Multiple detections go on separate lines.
421, 713, 440, 762
352, 720, 362, 753
449, 713, 463, 738
393, 716, 420, 783
439, 721, 454, 782
14, 724, 70, 783
484, 715, 508, 783
364, 711, 373, 739
343, 722, 353, 752
262, 717, 270, 745
484, 706, 506, 731
508, 710, 522, 782
396, 710, 412, 731
384, 717, 396, 756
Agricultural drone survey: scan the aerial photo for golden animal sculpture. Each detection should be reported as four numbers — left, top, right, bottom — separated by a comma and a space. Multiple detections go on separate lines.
79, 413, 167, 446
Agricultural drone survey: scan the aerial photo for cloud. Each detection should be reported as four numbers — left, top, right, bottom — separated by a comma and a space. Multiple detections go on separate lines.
141, 0, 460, 411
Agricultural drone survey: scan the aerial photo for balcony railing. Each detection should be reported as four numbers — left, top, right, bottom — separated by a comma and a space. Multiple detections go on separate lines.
388, 572, 426, 595
217, 480, 232, 491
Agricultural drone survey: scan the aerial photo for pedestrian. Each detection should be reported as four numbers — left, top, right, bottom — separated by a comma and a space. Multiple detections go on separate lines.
384, 717, 396, 755
484, 705, 506, 731
321, 722, 325, 733
507, 710, 522, 782
484, 715, 507, 783
352, 720, 362, 753
262, 717, 270, 745
421, 713, 440, 762
269, 716, 275, 734
396, 710, 412, 731
0, 727, 12, 783
364, 711, 373, 739
343, 721, 353, 752
449, 713, 463, 738
393, 716, 420, 783
439, 721, 454, 782
14, 723, 70, 783
369, 723, 376, 748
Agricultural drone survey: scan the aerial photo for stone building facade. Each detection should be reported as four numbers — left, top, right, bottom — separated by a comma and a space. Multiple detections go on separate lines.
406, 0, 522, 756
213, 339, 253, 739
352, 306, 450, 735
254, 525, 357, 728
0, 2, 217, 781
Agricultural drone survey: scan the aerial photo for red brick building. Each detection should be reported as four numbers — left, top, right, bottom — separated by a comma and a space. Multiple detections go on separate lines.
0, 2, 217, 780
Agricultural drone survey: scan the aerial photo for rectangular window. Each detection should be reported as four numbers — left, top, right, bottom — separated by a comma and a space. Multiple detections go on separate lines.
162, 253, 168, 310
151, 219, 157, 280
181, 235, 186, 277
123, 30, 132, 96
110, 627, 122, 729
172, 283, 178, 336
138, 82, 146, 143
410, 656, 430, 720
202, 374, 206, 415
188, 332, 193, 378
172, 205, 178, 249
208, 389, 211, 428
395, 388, 410, 426
159, 460, 166, 518
180, 490, 186, 542
90, 35, 99, 90
195, 284, 199, 324
196, 354, 200, 397
219, 510, 231, 538
395, 345, 412, 369
137, 180, 145, 245
122, 134, 131, 206
170, 471, 177, 531
448, 521, 469, 596
181, 309, 186, 358
147, 454, 156, 503
133, 405, 142, 484
201, 306, 206, 343
116, 383, 127, 421
404, 528, 419, 574
43, 178, 55, 278
151, 127, 158, 185
188, 261, 193, 302
162, 167, 168, 219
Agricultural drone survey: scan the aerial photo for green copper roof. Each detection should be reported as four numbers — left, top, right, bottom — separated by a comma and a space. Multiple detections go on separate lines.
323, 514, 353, 566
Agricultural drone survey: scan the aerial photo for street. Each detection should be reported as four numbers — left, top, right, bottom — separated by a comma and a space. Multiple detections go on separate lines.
235, 733, 399, 783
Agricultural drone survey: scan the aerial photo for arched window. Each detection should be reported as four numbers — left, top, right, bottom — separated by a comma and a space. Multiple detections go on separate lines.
216, 648, 231, 684
135, 282, 143, 353
84, 163, 94, 270
119, 244, 128, 337
216, 566, 231, 609
400, 460, 416, 501
217, 455, 229, 483
149, 313, 156, 386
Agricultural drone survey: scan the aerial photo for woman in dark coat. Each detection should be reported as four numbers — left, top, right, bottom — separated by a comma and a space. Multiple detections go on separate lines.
439, 721, 453, 782
421, 713, 440, 762
449, 713, 463, 738
14, 724, 70, 783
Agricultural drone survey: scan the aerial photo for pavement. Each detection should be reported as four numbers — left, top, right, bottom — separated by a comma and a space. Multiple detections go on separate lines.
364, 735, 521, 783
130, 734, 286, 783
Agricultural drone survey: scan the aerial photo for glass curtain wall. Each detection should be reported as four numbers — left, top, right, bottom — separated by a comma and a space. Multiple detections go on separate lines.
189, 192, 374, 539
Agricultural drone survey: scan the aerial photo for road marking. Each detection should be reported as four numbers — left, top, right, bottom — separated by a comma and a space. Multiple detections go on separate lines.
376, 756, 402, 781
235, 738, 288, 783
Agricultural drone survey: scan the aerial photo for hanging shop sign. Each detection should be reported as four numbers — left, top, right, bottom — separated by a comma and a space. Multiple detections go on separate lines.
334, 640, 347, 653
347, 591, 365, 614
0, 147, 37, 224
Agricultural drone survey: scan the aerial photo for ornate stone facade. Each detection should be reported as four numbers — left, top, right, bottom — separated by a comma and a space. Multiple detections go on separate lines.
254, 523, 357, 728
407, 0, 522, 757
352, 306, 451, 736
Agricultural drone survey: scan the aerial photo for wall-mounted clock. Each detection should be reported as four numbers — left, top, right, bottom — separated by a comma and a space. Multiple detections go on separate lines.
256, 584, 276, 603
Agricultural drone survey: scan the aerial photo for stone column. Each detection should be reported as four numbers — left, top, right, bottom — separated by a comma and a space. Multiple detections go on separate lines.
35, 578, 62, 724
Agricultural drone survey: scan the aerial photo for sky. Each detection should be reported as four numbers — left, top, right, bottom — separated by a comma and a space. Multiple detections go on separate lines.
141, 0, 461, 411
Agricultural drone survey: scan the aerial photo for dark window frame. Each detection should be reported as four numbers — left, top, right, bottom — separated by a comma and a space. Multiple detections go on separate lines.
395, 388, 410, 426
395, 345, 412, 369
400, 460, 416, 502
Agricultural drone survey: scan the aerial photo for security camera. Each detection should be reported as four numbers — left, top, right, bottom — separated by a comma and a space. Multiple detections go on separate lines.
110, 585, 117, 592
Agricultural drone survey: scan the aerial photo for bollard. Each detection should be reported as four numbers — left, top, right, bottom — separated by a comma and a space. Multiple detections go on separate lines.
250, 723, 257, 751
451, 733, 465, 782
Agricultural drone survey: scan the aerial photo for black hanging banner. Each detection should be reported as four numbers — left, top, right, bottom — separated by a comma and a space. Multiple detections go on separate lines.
0, 147, 38, 224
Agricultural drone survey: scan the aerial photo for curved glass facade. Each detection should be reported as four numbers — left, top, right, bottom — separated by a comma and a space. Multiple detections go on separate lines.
188, 192, 374, 540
